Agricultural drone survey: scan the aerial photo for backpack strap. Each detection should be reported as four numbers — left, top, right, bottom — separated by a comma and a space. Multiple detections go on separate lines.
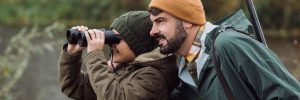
211, 26, 235, 100
211, 26, 260, 100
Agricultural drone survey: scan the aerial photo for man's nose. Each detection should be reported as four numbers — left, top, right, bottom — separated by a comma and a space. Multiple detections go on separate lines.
150, 26, 159, 36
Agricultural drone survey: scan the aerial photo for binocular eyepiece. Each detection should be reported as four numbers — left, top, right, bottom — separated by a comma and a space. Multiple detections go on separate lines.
66, 29, 121, 47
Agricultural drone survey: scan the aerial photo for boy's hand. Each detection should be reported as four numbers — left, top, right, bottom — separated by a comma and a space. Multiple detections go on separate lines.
67, 26, 88, 55
85, 29, 105, 53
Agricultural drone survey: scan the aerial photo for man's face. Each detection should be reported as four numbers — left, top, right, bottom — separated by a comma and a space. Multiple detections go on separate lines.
150, 12, 187, 54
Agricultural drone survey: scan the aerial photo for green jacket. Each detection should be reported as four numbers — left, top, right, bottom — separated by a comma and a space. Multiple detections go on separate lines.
172, 10, 300, 100
173, 26, 300, 100
58, 46, 179, 100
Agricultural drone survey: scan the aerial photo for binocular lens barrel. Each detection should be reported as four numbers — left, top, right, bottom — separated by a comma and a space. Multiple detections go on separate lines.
66, 29, 80, 44
66, 29, 121, 47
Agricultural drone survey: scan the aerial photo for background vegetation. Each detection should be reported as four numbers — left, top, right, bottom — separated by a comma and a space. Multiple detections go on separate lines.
0, 0, 299, 100
0, 0, 299, 33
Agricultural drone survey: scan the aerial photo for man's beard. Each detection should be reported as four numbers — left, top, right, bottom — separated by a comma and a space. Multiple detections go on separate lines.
159, 21, 187, 54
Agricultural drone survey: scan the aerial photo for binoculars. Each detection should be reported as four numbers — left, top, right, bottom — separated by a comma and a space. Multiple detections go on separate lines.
66, 29, 121, 47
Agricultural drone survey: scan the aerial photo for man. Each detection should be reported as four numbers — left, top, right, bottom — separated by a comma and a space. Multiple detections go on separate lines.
148, 0, 300, 99
58, 11, 179, 100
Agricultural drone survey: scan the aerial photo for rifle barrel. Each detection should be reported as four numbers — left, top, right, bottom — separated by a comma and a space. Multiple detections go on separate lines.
246, 0, 268, 47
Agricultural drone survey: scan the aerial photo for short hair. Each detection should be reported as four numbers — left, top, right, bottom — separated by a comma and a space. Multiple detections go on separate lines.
148, 7, 162, 16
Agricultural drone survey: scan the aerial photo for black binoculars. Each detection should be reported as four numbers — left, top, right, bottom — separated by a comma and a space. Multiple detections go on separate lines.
66, 29, 121, 47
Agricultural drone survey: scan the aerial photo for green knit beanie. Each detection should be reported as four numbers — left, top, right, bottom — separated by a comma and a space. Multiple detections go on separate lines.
110, 11, 158, 56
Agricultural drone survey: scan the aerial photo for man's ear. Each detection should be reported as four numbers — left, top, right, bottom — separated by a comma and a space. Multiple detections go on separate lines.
182, 21, 193, 29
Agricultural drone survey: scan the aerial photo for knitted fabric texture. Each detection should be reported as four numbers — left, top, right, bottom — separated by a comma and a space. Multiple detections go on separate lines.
149, 0, 206, 25
110, 11, 158, 56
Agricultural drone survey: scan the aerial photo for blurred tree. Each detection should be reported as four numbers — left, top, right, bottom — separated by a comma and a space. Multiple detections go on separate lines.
0, 0, 149, 27
203, 0, 241, 21
0, 0, 298, 32
0, 23, 65, 99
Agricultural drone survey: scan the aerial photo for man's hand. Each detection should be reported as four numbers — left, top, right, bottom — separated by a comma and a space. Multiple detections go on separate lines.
67, 26, 88, 55
85, 29, 105, 53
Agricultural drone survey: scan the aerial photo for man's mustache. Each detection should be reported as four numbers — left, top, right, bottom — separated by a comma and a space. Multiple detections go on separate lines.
154, 33, 166, 40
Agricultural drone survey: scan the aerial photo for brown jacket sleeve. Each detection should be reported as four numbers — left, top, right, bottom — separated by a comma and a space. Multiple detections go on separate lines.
58, 45, 96, 100
83, 49, 168, 100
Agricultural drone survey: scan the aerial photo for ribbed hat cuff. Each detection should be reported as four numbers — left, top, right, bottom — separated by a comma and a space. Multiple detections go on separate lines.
149, 0, 206, 25
111, 20, 142, 56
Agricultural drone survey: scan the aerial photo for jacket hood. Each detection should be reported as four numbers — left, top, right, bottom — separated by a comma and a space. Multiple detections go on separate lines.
132, 48, 167, 63
130, 48, 179, 94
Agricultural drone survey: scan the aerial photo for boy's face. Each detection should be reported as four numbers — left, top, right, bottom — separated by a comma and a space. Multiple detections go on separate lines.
110, 30, 136, 63
150, 11, 187, 54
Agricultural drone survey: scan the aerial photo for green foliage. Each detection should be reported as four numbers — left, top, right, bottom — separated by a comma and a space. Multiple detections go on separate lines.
203, 0, 300, 30
0, 0, 148, 27
0, 0, 298, 30
0, 23, 65, 99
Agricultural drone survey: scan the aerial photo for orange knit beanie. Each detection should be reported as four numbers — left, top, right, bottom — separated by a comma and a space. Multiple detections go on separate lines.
149, 0, 206, 25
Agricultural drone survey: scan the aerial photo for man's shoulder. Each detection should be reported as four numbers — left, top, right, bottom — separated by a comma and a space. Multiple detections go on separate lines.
216, 29, 252, 43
